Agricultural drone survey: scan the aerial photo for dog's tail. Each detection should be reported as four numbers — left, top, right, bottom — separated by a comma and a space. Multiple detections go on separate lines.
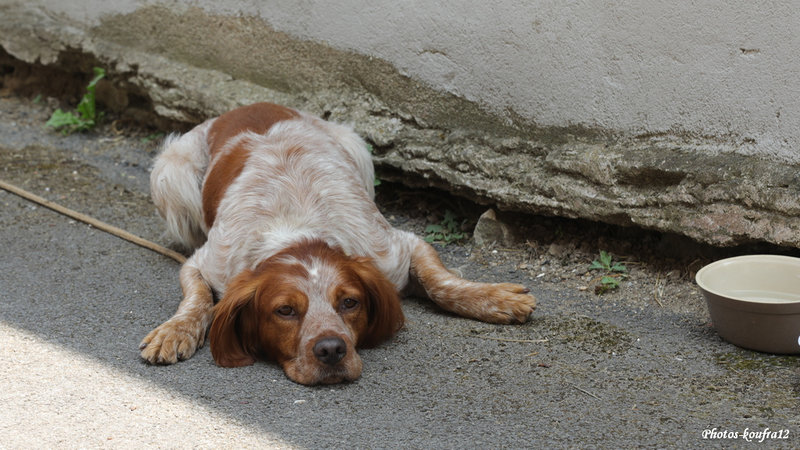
150, 120, 214, 250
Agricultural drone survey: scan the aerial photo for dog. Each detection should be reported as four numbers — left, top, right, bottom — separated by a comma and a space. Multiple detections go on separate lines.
140, 102, 536, 385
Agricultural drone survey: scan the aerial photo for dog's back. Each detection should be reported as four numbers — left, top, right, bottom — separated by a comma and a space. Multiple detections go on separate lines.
150, 103, 374, 251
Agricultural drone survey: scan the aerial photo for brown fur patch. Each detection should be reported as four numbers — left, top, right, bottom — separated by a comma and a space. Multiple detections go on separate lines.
201, 145, 251, 229
208, 102, 299, 157
202, 103, 299, 228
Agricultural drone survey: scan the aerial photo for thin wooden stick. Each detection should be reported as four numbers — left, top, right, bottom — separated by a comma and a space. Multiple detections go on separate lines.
0, 179, 187, 264
570, 383, 601, 400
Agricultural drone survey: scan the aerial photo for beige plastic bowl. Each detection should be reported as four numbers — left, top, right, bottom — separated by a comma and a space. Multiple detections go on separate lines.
696, 255, 800, 354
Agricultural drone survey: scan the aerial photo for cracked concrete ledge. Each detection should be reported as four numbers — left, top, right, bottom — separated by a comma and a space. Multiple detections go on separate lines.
2, 2, 799, 248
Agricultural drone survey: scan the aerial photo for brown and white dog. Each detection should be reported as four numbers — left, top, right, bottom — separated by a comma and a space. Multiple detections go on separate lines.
140, 102, 536, 385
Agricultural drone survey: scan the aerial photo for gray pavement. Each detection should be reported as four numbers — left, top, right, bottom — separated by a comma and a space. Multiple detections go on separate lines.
1, 96, 798, 448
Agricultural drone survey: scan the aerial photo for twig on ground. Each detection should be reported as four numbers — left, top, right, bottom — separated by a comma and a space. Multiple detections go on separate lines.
0, 179, 186, 264
570, 383, 602, 400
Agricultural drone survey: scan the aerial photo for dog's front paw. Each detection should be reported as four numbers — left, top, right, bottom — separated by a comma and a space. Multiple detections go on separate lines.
139, 318, 206, 364
473, 282, 537, 324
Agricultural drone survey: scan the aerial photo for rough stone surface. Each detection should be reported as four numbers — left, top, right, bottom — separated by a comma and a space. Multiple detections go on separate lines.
473, 209, 516, 247
2, 2, 799, 248
377, 134, 800, 248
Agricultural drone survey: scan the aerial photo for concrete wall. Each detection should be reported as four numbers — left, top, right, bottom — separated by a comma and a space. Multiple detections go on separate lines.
226, 0, 800, 163
2, 0, 800, 247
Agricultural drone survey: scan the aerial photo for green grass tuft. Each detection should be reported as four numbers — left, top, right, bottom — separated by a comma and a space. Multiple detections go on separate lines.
46, 67, 106, 134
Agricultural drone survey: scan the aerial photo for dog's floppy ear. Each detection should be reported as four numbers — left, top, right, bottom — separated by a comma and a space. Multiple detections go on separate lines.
349, 257, 405, 348
209, 270, 260, 367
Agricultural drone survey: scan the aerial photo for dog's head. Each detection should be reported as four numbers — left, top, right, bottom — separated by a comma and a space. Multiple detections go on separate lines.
208, 239, 404, 385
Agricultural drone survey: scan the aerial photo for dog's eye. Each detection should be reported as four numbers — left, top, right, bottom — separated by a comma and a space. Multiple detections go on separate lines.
275, 305, 296, 317
341, 297, 359, 311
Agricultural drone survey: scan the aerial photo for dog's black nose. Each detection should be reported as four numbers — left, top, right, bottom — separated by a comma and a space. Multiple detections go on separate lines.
313, 337, 347, 366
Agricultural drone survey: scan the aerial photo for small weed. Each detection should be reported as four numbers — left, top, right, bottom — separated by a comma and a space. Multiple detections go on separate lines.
596, 276, 621, 294
425, 210, 466, 245
46, 67, 105, 134
589, 250, 627, 295
590, 250, 627, 273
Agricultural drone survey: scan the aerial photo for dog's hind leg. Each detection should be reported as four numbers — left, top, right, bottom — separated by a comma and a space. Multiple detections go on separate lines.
407, 237, 537, 324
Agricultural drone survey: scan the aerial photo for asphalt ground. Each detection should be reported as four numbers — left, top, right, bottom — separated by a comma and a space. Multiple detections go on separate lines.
0, 96, 798, 448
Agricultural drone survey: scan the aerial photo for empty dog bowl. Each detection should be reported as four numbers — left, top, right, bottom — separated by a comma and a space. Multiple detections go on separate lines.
696, 255, 800, 354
